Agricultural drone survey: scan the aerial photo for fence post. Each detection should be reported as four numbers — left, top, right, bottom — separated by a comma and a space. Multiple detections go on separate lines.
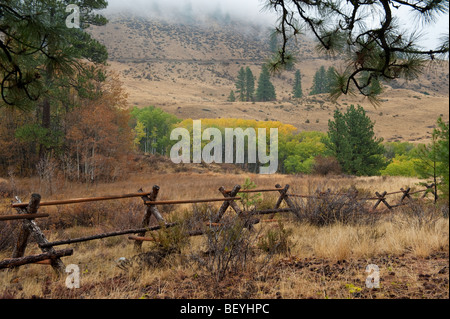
12, 194, 66, 275
400, 188, 412, 204
373, 191, 392, 210
214, 185, 241, 223
269, 184, 289, 219
273, 184, 300, 219
12, 194, 41, 259
135, 186, 162, 251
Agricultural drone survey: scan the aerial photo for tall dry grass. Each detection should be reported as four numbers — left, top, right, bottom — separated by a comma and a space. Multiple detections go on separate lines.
0, 173, 448, 299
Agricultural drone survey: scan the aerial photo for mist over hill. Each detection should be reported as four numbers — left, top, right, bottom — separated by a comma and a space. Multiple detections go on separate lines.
89, 10, 449, 95
102, 0, 277, 26
87, 8, 448, 145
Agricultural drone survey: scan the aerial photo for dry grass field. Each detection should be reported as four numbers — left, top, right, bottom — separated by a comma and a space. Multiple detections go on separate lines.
0, 172, 448, 299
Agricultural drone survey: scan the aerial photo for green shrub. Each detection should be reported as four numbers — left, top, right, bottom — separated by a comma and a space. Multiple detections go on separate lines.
381, 155, 420, 177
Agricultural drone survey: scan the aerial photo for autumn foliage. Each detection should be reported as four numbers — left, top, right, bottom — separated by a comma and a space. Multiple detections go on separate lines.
0, 68, 133, 183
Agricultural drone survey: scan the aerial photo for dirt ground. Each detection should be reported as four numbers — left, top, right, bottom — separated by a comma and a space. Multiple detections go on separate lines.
1, 250, 447, 300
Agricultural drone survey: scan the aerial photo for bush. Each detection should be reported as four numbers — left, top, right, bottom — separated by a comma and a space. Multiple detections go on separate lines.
293, 188, 375, 226
312, 155, 342, 176
258, 220, 294, 255
193, 216, 257, 281
284, 156, 315, 174
238, 178, 262, 212
397, 200, 447, 229
146, 221, 191, 254
381, 155, 420, 177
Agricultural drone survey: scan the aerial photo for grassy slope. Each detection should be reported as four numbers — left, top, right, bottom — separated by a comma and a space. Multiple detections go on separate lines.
88, 14, 449, 145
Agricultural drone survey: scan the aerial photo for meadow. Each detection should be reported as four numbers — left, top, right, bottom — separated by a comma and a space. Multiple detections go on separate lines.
0, 172, 448, 299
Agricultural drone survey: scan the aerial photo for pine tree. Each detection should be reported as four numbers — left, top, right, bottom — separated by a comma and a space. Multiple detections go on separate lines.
0, 0, 109, 109
235, 67, 246, 102
269, 31, 279, 54
310, 66, 327, 95
434, 118, 449, 198
228, 90, 236, 102
292, 70, 303, 98
245, 67, 255, 102
255, 65, 276, 102
415, 117, 449, 200
327, 104, 386, 176
325, 67, 337, 93
360, 72, 383, 97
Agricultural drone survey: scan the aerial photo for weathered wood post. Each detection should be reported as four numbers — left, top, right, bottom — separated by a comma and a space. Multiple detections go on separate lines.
135, 186, 164, 251
12, 194, 41, 259
12, 194, 66, 275
1, 249, 73, 270
272, 184, 300, 219
400, 188, 412, 204
373, 191, 392, 210
214, 185, 241, 223
217, 184, 260, 230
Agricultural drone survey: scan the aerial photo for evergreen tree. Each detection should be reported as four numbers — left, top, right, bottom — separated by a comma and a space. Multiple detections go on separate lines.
228, 90, 236, 102
255, 65, 276, 102
0, 0, 109, 109
269, 31, 279, 54
325, 67, 337, 93
327, 104, 387, 176
292, 70, 303, 98
435, 117, 449, 199
245, 67, 255, 102
0, 1, 109, 160
310, 66, 338, 95
415, 117, 449, 200
360, 71, 383, 98
310, 66, 327, 95
235, 67, 246, 102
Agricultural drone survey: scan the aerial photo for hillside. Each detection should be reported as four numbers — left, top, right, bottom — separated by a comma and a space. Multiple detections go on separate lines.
88, 13, 449, 144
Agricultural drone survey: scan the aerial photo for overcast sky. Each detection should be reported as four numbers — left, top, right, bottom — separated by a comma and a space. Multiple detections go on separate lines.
104, 0, 449, 49
104, 0, 275, 23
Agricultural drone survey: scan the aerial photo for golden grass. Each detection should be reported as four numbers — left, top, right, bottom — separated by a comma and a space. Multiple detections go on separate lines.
0, 172, 425, 201
0, 173, 448, 299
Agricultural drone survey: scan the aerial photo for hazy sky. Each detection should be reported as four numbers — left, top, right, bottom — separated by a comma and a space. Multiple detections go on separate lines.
104, 0, 448, 49
105, 0, 275, 23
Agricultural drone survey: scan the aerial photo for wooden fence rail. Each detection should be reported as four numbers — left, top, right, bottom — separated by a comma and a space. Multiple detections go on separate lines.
0, 182, 438, 274
287, 183, 436, 211
0, 249, 73, 270
143, 197, 241, 206
11, 191, 154, 209
39, 223, 179, 249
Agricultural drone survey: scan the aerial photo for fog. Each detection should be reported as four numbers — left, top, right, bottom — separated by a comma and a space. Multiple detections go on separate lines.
102, 0, 448, 49
103, 0, 277, 25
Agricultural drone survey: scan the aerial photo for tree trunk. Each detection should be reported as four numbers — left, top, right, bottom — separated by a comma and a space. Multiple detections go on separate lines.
39, 98, 51, 161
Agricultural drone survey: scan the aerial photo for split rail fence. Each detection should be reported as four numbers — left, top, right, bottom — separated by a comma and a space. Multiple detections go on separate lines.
0, 182, 437, 275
